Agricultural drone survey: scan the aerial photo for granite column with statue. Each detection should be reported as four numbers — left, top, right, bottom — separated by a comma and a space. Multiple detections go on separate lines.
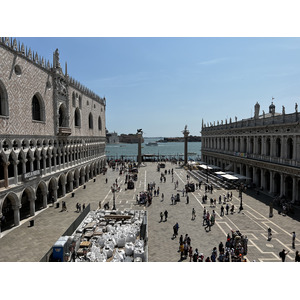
182, 125, 189, 165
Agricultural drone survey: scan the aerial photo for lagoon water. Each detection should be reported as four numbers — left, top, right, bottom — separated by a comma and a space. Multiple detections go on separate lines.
106, 137, 202, 160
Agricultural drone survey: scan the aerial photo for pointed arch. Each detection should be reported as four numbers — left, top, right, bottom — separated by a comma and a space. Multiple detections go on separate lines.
74, 107, 81, 127
0, 79, 9, 116
32, 93, 45, 121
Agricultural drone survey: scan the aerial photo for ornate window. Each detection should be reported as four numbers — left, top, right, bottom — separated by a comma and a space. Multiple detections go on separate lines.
75, 108, 81, 127
0, 80, 9, 116
59, 104, 67, 127
98, 116, 102, 131
32, 94, 45, 121
89, 113, 93, 129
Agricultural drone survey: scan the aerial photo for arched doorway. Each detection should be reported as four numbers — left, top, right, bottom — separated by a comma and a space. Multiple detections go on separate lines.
57, 174, 66, 198
276, 138, 281, 158
274, 173, 281, 196
59, 104, 67, 127
266, 138, 271, 156
265, 170, 271, 192
285, 176, 293, 200
48, 177, 57, 203
66, 172, 73, 193
1, 193, 17, 230
287, 138, 293, 159
20, 188, 34, 220
36, 182, 47, 211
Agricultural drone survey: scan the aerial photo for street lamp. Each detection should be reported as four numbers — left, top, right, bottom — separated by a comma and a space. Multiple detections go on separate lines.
239, 183, 246, 212
112, 186, 116, 210
206, 161, 209, 183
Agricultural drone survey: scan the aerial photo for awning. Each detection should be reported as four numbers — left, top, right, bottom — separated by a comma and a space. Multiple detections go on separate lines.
199, 164, 213, 170
215, 171, 226, 175
221, 174, 239, 180
233, 174, 251, 180
225, 164, 233, 171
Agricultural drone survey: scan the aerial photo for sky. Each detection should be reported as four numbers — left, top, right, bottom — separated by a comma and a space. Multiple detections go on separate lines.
16, 37, 300, 137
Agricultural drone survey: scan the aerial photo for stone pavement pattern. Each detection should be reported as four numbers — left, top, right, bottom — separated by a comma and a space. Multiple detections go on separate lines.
0, 162, 299, 262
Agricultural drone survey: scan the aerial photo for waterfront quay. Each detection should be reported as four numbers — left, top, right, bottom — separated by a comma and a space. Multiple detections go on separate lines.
0, 161, 299, 262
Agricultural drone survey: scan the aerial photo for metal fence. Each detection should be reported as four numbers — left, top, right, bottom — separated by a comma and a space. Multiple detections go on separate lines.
39, 204, 91, 262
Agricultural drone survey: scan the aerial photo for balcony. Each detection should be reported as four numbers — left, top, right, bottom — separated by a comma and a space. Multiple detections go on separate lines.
58, 127, 72, 136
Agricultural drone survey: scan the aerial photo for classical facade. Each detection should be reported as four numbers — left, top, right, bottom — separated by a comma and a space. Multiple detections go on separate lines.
0, 38, 106, 233
201, 101, 300, 202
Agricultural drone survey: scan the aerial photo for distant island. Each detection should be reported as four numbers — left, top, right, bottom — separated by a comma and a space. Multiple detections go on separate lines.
157, 136, 201, 142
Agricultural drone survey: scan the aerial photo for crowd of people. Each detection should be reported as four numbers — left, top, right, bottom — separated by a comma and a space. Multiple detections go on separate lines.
104, 159, 299, 262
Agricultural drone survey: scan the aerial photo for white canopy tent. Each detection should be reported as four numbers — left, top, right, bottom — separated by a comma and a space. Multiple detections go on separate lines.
221, 174, 239, 180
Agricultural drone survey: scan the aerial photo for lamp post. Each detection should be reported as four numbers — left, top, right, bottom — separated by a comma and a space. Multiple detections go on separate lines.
112, 186, 116, 210
239, 183, 246, 212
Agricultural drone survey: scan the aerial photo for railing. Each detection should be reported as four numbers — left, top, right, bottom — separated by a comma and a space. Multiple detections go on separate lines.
39, 203, 91, 262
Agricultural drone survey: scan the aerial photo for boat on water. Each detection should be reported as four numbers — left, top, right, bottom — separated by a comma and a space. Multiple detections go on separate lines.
145, 142, 158, 146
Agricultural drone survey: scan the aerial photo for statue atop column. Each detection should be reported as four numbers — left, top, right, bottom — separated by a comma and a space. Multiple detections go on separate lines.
295, 103, 298, 113
53, 48, 61, 70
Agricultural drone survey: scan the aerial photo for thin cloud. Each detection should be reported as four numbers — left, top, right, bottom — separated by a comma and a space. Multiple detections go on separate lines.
198, 57, 229, 65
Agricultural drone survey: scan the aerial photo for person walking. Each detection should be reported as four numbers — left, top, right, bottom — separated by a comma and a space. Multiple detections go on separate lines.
226, 203, 229, 215
295, 251, 300, 262
292, 232, 296, 249
220, 205, 224, 216
179, 242, 184, 260
205, 218, 211, 232
173, 222, 179, 237
161, 193, 164, 202
164, 210, 168, 221
192, 208, 196, 220
189, 246, 193, 262
160, 212, 163, 223
279, 249, 289, 262
267, 227, 272, 241
186, 194, 189, 204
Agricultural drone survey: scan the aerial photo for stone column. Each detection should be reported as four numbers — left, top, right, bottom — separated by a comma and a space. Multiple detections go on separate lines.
253, 166, 258, 187
22, 159, 27, 175
280, 136, 285, 159
29, 197, 36, 217
13, 160, 18, 185
69, 178, 74, 193
62, 151, 65, 169
261, 169, 266, 190
270, 170, 274, 194
292, 176, 297, 203
137, 131, 143, 166
182, 126, 189, 165
42, 156, 46, 175
13, 205, 21, 226
53, 154, 57, 172
43, 193, 47, 208
2, 162, 9, 188
262, 136, 266, 156
280, 173, 285, 197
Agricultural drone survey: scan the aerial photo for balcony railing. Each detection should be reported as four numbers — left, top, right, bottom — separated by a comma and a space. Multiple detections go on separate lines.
58, 127, 71, 136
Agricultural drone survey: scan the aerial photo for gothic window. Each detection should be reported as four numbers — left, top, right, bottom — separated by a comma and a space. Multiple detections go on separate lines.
98, 116, 102, 131
58, 104, 67, 127
89, 113, 93, 129
276, 138, 281, 158
266, 138, 271, 156
0, 80, 9, 116
72, 92, 76, 107
75, 108, 81, 127
287, 138, 293, 159
32, 94, 45, 121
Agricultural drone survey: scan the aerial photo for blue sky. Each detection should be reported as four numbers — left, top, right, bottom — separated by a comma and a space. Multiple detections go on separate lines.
18, 37, 300, 137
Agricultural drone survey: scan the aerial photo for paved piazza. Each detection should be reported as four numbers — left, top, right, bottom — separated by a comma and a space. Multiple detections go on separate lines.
0, 162, 299, 262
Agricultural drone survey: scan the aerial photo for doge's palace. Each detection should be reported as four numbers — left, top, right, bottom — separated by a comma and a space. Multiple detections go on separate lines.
0, 38, 106, 233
